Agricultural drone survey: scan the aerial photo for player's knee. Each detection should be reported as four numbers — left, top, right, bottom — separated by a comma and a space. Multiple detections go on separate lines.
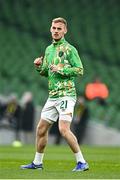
59, 126, 68, 137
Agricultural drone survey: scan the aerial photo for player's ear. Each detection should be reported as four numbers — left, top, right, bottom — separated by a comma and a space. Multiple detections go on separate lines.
64, 26, 67, 34
50, 26, 52, 33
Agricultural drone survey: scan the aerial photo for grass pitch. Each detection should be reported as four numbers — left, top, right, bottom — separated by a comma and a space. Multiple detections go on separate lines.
0, 144, 120, 179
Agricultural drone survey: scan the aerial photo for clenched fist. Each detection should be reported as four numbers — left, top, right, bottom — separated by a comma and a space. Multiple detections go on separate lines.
34, 57, 43, 67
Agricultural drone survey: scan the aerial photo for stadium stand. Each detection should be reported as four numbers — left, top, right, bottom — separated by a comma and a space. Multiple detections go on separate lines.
0, 0, 120, 129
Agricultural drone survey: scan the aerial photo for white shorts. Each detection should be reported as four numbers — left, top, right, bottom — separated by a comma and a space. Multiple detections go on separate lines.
41, 96, 76, 124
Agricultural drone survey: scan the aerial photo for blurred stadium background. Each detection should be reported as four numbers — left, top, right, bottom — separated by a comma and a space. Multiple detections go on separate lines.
0, 0, 120, 145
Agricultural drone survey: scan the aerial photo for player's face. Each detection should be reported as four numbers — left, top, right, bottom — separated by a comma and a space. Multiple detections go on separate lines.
50, 22, 67, 41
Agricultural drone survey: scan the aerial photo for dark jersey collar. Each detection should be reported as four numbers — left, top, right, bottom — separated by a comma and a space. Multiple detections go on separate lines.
52, 38, 65, 46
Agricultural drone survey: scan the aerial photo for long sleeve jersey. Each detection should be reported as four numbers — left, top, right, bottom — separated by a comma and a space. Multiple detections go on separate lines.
36, 38, 83, 98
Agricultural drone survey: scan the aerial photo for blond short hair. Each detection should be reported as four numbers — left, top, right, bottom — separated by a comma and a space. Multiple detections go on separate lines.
52, 17, 67, 28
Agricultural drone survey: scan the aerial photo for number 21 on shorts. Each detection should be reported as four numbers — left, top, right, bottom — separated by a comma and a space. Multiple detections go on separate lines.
60, 100, 68, 109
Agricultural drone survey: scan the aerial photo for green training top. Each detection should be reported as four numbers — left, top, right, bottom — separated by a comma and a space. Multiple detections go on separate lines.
35, 38, 83, 98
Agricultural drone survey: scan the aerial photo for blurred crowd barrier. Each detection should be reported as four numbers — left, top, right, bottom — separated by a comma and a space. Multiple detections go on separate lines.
0, 92, 35, 145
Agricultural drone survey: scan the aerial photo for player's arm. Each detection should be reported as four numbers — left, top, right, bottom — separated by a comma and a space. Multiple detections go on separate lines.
51, 47, 83, 77
34, 51, 48, 77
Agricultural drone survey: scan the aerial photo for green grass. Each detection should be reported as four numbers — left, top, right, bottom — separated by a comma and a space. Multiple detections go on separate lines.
0, 145, 120, 179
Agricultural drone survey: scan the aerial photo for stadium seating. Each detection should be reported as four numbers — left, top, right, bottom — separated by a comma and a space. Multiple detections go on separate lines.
0, 0, 120, 129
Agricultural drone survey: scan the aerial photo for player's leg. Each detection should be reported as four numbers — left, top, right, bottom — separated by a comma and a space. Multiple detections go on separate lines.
59, 119, 89, 172
33, 119, 51, 165
36, 119, 51, 153
59, 119, 80, 153
57, 97, 89, 172
59, 119, 86, 161
20, 119, 51, 169
21, 98, 58, 170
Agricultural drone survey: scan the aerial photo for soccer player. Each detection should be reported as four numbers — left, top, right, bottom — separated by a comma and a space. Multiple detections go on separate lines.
21, 17, 89, 172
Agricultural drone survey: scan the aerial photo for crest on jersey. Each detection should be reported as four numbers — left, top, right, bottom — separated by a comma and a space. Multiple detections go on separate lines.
58, 51, 64, 57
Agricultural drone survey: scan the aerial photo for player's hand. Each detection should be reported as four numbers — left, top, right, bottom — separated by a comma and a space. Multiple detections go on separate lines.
34, 57, 43, 67
50, 65, 60, 72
